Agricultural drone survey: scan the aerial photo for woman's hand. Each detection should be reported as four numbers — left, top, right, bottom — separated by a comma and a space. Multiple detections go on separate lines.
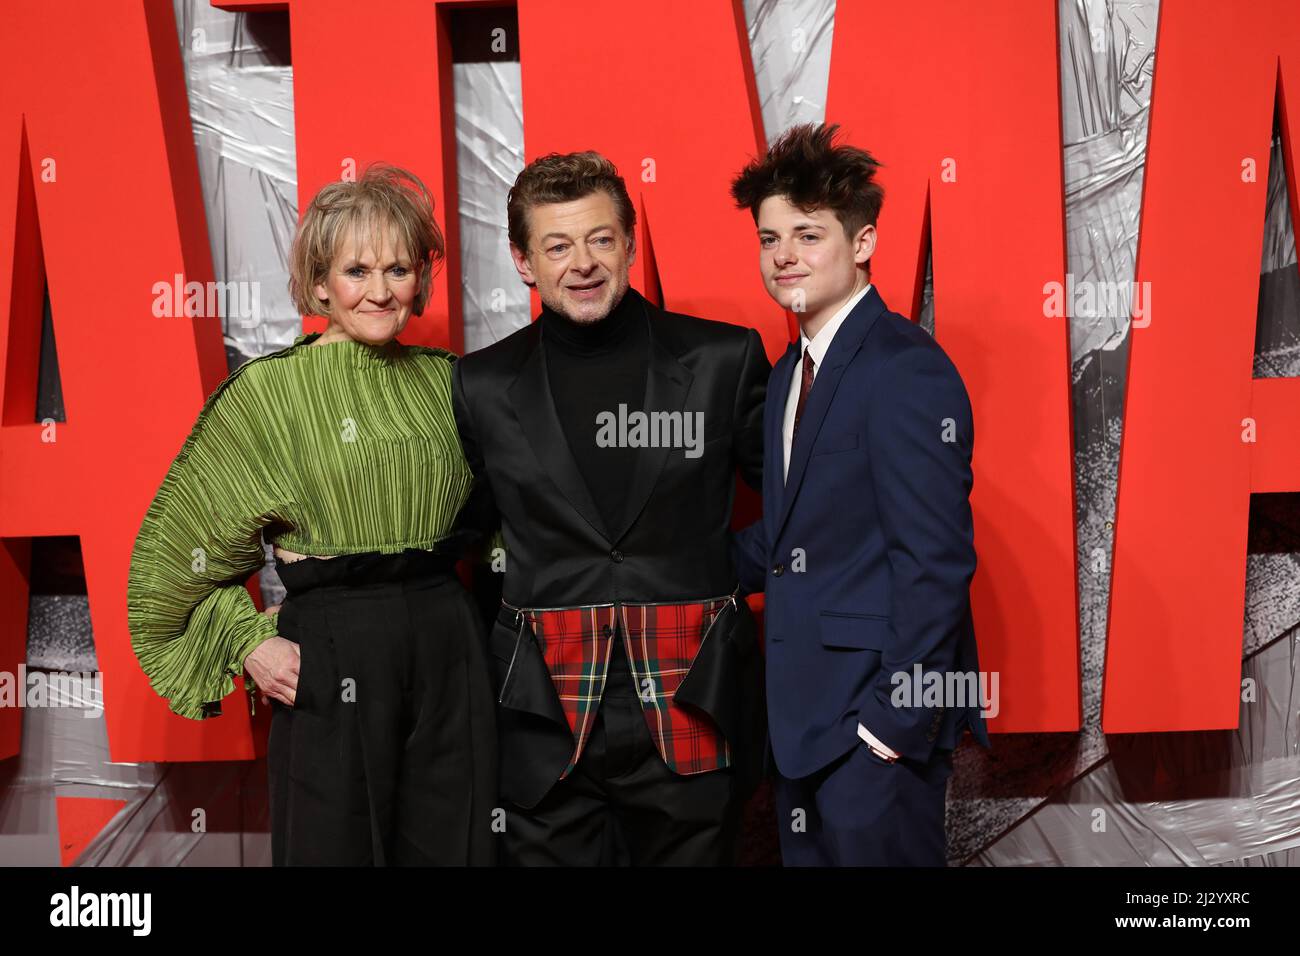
244, 636, 300, 708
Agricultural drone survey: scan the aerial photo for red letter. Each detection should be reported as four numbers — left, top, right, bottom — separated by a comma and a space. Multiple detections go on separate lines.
1105, 0, 1300, 731
828, 2, 1079, 731
0, 0, 254, 760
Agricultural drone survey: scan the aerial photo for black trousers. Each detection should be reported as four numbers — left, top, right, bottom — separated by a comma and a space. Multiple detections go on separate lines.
268, 549, 498, 866
501, 632, 738, 866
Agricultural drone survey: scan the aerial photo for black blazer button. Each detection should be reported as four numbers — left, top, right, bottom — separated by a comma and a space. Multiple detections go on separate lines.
772, 564, 784, 577
610, 549, 624, 563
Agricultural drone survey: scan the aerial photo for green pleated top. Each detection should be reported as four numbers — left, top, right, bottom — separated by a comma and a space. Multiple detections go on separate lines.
126, 332, 473, 720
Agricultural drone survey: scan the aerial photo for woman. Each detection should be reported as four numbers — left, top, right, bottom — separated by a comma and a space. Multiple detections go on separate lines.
126, 164, 497, 866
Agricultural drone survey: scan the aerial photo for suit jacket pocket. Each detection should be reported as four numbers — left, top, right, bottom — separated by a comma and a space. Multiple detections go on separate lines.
819, 611, 889, 650
813, 432, 860, 456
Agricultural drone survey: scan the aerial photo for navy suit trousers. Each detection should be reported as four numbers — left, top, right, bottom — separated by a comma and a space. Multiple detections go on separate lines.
773, 741, 954, 866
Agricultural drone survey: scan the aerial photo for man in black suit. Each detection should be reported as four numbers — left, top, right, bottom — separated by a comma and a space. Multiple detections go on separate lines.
452, 150, 770, 865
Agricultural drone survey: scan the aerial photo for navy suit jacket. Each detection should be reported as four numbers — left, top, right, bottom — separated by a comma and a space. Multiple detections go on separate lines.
735, 286, 991, 779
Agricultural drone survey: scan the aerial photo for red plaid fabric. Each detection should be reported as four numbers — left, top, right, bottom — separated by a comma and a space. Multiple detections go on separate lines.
522, 605, 618, 779
523, 595, 734, 777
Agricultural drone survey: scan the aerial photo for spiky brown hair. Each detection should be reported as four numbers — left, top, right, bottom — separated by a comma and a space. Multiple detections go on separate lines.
730, 123, 883, 275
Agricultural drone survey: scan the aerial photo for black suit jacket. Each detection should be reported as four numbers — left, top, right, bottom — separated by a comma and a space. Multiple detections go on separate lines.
452, 287, 770, 808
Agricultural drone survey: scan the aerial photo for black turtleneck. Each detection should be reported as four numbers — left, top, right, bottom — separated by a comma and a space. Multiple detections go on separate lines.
541, 286, 649, 539
543, 288, 649, 699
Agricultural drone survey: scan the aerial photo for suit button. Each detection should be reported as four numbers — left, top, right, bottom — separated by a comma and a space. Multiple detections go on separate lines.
772, 564, 784, 577
610, 550, 624, 563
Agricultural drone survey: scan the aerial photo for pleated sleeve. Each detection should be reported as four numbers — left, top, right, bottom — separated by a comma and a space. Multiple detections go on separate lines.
127, 364, 292, 720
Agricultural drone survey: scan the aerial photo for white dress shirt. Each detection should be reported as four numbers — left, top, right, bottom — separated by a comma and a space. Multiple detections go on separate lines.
780, 281, 900, 762
781, 282, 872, 482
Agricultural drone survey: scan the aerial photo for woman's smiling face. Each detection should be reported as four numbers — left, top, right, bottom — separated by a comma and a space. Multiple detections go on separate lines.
313, 224, 422, 346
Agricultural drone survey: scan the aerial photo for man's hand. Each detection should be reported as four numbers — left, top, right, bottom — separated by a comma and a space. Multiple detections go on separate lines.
244, 635, 299, 708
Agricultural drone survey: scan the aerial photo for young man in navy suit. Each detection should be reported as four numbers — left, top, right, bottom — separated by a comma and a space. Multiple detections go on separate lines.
730, 123, 990, 866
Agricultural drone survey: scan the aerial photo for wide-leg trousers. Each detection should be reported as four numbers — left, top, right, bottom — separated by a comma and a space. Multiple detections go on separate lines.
268, 549, 498, 866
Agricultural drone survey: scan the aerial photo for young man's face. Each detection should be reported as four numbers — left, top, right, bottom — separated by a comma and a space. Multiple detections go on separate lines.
755, 194, 875, 325
510, 190, 635, 324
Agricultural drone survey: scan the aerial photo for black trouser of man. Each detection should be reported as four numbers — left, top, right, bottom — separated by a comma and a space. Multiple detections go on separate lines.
501, 627, 739, 866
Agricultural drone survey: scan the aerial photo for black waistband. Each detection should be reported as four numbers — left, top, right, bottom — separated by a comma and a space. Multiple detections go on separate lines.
276, 548, 459, 595
495, 593, 737, 629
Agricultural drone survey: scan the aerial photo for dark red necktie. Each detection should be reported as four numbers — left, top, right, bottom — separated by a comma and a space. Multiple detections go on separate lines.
793, 347, 816, 438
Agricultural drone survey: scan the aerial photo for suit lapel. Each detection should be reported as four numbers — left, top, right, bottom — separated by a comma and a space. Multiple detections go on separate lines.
508, 323, 611, 542
773, 286, 887, 543
765, 342, 799, 537
609, 297, 693, 544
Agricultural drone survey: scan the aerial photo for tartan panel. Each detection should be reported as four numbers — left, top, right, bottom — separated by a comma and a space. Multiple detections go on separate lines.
525, 606, 617, 777
525, 596, 734, 777
621, 597, 732, 775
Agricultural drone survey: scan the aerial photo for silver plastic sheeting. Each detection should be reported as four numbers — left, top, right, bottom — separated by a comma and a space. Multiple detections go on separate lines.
173, 0, 299, 363
26, 597, 95, 674
1254, 127, 1300, 379
1062, 0, 1157, 374
972, 631, 1300, 866
455, 61, 529, 354
0, 672, 269, 866
745, 0, 836, 142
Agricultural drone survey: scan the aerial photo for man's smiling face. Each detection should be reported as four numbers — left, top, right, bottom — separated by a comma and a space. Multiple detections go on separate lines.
510, 190, 636, 324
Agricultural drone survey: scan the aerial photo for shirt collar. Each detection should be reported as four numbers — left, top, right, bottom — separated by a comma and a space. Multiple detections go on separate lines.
799, 282, 872, 367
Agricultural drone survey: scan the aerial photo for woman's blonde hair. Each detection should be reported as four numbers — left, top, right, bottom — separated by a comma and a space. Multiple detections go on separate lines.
289, 163, 445, 319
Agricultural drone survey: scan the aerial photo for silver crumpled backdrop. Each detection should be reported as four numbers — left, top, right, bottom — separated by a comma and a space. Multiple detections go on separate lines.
7, 0, 1298, 867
